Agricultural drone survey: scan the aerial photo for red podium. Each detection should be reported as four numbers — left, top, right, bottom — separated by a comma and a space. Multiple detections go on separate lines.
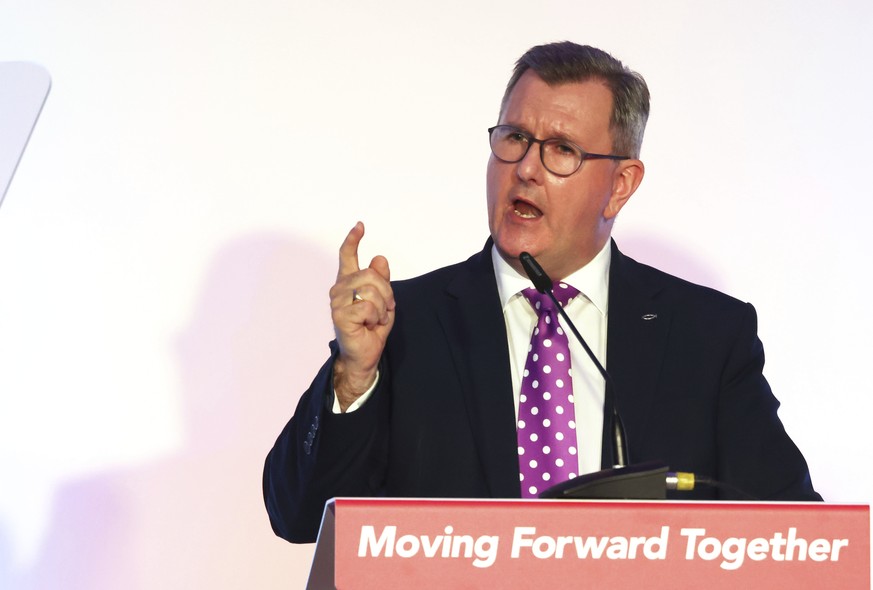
306, 498, 869, 589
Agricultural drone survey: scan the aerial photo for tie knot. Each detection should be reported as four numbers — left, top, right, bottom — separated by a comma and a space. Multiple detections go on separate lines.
522, 282, 579, 313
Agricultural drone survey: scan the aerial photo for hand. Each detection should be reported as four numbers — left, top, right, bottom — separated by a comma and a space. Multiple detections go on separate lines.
329, 222, 395, 411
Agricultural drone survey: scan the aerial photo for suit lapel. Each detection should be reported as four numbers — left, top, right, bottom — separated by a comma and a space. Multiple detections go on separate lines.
604, 241, 672, 466
437, 241, 520, 497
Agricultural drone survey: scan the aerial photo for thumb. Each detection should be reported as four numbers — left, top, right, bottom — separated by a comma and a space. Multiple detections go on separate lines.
369, 255, 391, 282
369, 255, 395, 313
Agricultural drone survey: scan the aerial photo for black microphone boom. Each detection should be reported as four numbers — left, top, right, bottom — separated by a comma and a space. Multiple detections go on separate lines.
519, 251, 629, 468
517, 253, 731, 501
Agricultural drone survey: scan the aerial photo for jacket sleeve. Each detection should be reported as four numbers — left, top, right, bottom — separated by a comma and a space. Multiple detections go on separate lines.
262, 341, 391, 543
715, 303, 822, 501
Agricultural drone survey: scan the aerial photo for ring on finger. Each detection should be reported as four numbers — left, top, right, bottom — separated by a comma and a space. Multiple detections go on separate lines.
352, 288, 364, 304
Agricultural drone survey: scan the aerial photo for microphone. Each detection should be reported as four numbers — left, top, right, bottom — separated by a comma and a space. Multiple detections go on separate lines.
519, 251, 673, 500
519, 251, 628, 468
518, 252, 750, 501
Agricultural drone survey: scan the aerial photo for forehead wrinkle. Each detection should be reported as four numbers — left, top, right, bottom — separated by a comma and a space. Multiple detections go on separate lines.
501, 116, 583, 145
501, 75, 614, 153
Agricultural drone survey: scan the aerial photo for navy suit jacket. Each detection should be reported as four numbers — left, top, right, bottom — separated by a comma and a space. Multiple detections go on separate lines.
264, 240, 820, 543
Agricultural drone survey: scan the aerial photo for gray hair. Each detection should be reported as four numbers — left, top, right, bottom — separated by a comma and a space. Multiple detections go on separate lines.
501, 42, 650, 158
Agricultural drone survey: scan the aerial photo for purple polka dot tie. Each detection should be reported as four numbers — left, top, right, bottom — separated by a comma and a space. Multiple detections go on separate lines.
518, 282, 580, 498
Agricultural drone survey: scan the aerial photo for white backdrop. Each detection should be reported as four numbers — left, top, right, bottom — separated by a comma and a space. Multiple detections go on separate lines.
1, 1, 871, 587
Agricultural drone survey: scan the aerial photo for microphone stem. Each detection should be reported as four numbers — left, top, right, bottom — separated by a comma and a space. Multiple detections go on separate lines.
546, 290, 629, 468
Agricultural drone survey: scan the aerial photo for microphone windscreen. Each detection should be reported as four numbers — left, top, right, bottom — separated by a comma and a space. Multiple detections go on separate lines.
519, 252, 553, 293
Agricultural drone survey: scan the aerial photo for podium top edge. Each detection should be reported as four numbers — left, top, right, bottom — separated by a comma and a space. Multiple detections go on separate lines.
329, 497, 869, 509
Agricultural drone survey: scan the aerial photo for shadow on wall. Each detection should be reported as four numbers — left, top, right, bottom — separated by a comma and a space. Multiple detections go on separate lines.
8, 232, 335, 589
3, 230, 728, 588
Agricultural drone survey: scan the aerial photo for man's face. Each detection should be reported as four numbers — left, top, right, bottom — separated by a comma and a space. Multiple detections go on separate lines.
486, 70, 641, 280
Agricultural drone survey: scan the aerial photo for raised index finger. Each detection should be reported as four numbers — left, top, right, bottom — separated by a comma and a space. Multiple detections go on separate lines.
337, 221, 365, 279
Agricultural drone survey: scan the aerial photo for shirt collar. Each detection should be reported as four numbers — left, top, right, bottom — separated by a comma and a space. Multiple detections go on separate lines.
491, 240, 611, 317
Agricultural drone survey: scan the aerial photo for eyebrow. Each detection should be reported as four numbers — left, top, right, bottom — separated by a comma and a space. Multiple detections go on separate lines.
498, 121, 579, 145
504, 123, 584, 147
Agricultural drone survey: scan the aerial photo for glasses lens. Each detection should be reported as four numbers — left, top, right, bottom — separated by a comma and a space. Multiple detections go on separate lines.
489, 126, 584, 176
542, 140, 583, 176
489, 126, 529, 163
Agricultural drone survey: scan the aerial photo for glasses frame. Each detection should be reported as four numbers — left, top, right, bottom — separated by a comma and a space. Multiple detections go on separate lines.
487, 125, 629, 177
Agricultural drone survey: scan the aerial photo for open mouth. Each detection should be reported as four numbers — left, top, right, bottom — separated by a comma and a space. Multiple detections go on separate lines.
513, 198, 542, 219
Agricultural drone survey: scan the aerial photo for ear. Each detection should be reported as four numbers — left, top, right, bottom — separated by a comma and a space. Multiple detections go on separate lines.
604, 159, 645, 219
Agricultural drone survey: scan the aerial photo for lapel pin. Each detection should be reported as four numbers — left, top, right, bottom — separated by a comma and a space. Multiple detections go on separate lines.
642, 313, 658, 321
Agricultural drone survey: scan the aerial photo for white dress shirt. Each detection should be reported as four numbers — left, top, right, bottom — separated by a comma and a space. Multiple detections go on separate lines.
491, 242, 611, 476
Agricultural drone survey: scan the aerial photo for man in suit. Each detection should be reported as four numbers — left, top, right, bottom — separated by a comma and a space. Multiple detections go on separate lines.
264, 42, 820, 544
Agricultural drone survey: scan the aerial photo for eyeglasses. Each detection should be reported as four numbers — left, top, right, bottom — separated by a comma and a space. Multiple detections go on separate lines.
487, 125, 629, 177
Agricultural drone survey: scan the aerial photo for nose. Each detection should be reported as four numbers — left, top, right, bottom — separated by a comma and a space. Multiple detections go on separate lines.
515, 141, 545, 185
